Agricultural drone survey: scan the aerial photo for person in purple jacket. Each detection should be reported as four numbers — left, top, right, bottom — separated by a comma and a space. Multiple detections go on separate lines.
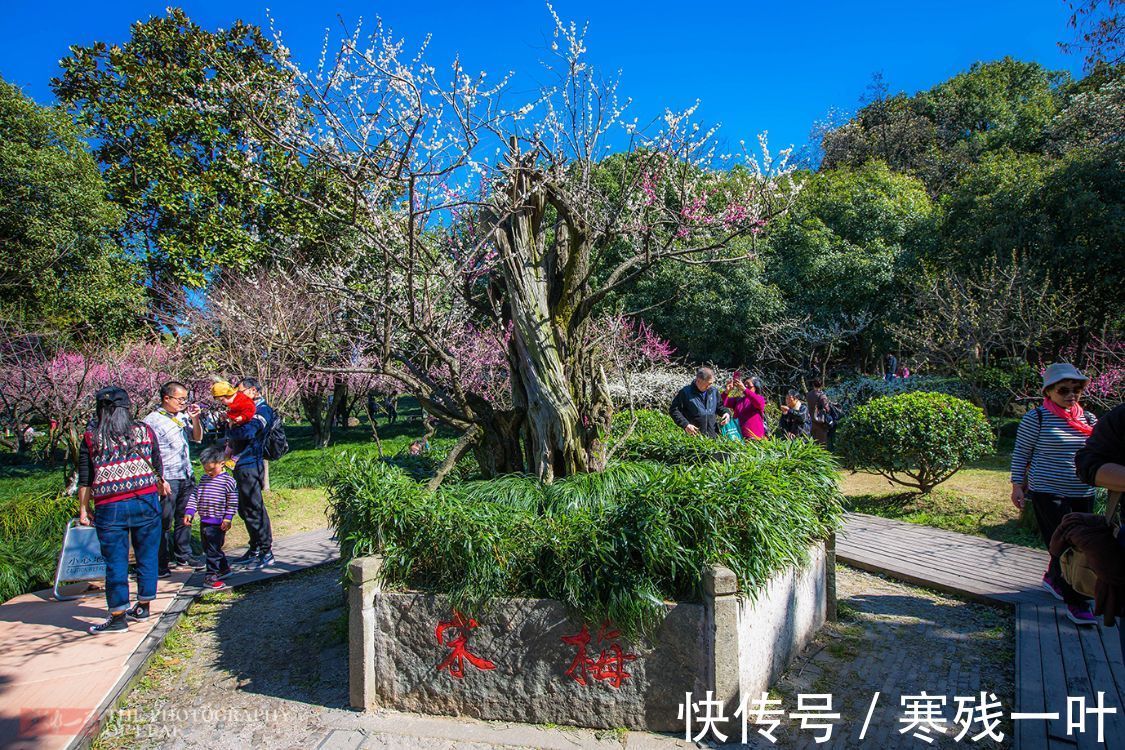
183, 445, 239, 591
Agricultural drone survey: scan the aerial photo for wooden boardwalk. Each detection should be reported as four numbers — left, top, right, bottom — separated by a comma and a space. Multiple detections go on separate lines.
839, 512, 1125, 749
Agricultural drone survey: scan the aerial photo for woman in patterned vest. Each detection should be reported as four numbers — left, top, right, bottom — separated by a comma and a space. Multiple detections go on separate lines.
78, 387, 165, 634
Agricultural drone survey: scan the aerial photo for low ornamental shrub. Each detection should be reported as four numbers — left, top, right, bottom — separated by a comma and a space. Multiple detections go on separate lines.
836, 392, 994, 494
328, 414, 842, 636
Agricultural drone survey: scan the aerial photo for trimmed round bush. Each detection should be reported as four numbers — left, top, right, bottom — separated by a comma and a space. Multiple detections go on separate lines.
836, 392, 994, 494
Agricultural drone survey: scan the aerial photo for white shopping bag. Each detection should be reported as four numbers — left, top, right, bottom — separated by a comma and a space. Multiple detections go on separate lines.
52, 520, 106, 600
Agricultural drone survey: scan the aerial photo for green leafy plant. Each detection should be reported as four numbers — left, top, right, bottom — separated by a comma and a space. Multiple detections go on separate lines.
837, 392, 994, 494
0, 489, 76, 602
327, 410, 842, 636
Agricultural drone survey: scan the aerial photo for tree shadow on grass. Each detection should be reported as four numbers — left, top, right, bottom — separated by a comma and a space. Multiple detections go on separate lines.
844, 491, 921, 518
845, 490, 1044, 548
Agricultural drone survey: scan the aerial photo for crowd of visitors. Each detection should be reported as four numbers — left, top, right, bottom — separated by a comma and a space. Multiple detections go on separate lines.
666, 358, 1123, 645
668, 368, 834, 445
77, 377, 282, 634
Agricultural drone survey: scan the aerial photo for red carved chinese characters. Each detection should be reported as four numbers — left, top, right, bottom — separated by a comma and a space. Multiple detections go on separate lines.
561, 621, 638, 688
435, 610, 496, 679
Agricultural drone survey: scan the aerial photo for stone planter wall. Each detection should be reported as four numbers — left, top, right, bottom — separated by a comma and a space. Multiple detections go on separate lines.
349, 539, 832, 732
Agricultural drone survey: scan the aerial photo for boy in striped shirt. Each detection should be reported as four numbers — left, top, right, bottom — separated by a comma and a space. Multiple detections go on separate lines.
184, 445, 238, 590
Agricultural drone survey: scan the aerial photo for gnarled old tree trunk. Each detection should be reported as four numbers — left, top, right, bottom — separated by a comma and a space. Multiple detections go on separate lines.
489, 141, 611, 483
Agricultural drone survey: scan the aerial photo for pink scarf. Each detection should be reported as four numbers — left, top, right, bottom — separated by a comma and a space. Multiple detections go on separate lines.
1042, 398, 1093, 437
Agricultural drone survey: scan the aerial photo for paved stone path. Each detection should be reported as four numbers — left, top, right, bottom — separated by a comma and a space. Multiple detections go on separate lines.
97, 564, 1015, 750
6, 513, 1121, 750
838, 512, 1125, 750
717, 566, 1014, 749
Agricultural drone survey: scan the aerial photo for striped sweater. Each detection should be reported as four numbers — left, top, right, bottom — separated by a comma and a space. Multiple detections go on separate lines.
185, 472, 238, 525
1010, 406, 1097, 498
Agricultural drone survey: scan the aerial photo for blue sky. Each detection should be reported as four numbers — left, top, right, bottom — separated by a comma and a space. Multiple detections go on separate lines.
0, 1, 1087, 156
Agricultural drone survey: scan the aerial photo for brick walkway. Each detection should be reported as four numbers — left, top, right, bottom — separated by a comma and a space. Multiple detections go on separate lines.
0, 528, 337, 750
838, 512, 1125, 750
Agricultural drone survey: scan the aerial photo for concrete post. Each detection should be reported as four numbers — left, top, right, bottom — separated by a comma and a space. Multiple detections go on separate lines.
704, 564, 741, 730
348, 556, 383, 710
825, 532, 837, 622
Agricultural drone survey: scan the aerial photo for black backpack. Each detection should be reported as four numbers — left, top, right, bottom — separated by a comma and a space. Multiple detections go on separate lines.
823, 401, 842, 427
263, 414, 290, 461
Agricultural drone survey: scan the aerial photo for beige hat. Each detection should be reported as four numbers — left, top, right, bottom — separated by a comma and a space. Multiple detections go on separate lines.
211, 381, 237, 398
1042, 363, 1088, 391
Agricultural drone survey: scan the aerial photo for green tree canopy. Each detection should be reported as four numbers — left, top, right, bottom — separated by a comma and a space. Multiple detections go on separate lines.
823, 59, 1067, 194
0, 78, 144, 336
51, 7, 329, 299
764, 162, 935, 350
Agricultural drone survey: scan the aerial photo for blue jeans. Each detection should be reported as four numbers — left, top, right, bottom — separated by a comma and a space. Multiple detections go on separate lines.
94, 493, 162, 612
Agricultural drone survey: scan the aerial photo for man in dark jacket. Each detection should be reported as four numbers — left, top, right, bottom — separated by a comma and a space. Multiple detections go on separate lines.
669, 367, 731, 438
1074, 403, 1125, 648
229, 377, 275, 569
778, 389, 811, 439
1076, 403, 1125, 496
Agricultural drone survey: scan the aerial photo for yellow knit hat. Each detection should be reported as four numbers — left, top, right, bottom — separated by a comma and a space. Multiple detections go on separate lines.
211, 381, 237, 398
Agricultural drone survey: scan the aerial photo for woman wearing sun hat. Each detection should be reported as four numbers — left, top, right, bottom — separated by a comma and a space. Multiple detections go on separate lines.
1010, 363, 1098, 624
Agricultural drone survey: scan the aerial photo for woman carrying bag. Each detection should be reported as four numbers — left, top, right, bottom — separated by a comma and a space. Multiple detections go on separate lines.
78, 387, 165, 634
1010, 364, 1098, 624
722, 374, 767, 440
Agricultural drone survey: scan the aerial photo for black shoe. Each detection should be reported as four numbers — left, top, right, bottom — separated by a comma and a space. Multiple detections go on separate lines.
88, 613, 128, 634
232, 549, 259, 565
252, 551, 275, 569
174, 557, 206, 572
125, 602, 150, 622
157, 569, 171, 579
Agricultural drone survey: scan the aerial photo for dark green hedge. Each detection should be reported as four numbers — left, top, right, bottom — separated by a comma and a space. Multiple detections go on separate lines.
328, 409, 842, 635
0, 489, 76, 602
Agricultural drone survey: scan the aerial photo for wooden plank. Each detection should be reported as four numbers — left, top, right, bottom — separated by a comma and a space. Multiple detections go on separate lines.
837, 545, 1040, 604
839, 518, 1047, 569
838, 538, 1044, 593
842, 519, 1050, 573
1017, 602, 1050, 750
1058, 615, 1099, 750
1076, 625, 1125, 747
836, 548, 1025, 605
840, 518, 1048, 568
1102, 622, 1125, 702
1038, 605, 1076, 744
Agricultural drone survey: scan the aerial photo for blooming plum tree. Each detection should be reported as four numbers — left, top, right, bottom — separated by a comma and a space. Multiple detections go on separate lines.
231, 8, 800, 481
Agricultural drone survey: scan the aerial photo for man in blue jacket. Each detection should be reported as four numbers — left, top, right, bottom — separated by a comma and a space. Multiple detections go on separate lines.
669, 367, 731, 438
228, 377, 275, 568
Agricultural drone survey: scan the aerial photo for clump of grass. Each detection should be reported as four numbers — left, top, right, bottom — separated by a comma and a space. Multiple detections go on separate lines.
0, 489, 76, 601
327, 410, 842, 637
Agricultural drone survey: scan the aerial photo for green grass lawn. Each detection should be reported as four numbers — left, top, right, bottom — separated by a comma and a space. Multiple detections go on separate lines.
839, 442, 1046, 548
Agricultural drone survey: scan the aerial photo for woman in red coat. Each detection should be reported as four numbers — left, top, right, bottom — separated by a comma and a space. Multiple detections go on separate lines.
722, 374, 767, 440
